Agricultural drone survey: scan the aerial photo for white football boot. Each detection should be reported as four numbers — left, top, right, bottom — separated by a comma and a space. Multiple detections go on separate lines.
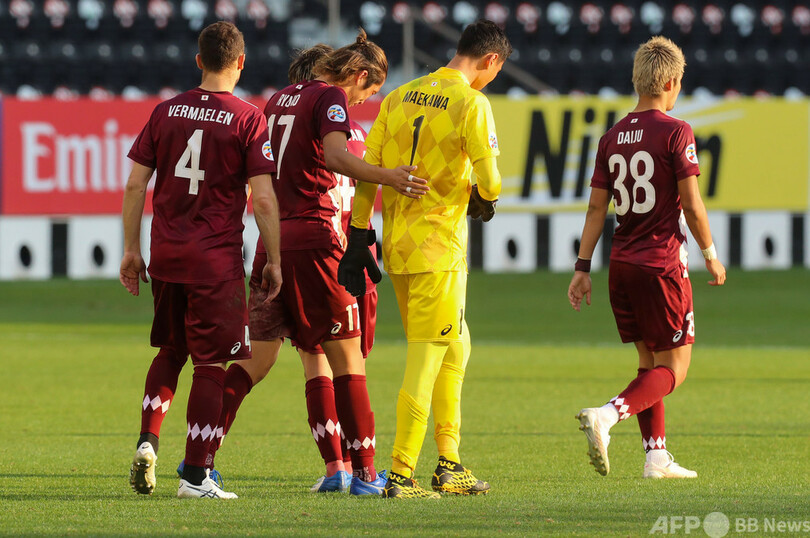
643, 451, 697, 479
178, 469, 238, 499
576, 407, 613, 476
130, 442, 157, 495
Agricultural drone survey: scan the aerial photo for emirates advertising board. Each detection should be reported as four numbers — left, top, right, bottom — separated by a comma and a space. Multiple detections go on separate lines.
0, 96, 807, 215
0, 97, 382, 216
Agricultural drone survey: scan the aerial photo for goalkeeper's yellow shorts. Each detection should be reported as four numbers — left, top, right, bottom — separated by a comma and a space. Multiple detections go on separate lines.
388, 271, 467, 343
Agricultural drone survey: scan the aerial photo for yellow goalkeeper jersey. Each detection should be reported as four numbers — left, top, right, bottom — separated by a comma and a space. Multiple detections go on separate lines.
352, 67, 501, 274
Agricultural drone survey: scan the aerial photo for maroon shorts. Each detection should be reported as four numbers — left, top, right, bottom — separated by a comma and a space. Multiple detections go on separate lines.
608, 260, 695, 352
288, 286, 377, 357
249, 249, 362, 354
357, 287, 378, 358
248, 253, 294, 342
150, 278, 251, 365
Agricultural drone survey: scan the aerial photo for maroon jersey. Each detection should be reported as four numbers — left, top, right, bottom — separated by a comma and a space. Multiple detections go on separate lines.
259, 80, 352, 253
129, 88, 274, 283
591, 109, 700, 277
336, 121, 369, 237
335, 121, 377, 291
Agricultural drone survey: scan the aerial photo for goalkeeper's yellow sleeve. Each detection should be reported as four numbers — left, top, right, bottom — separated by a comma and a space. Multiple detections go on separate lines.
473, 156, 501, 202
350, 180, 378, 228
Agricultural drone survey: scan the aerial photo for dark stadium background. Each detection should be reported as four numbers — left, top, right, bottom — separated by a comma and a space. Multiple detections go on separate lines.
1, 1, 807, 98
0, 1, 808, 279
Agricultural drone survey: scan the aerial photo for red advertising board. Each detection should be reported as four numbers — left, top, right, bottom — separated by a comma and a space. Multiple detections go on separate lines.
1, 97, 161, 215
0, 96, 382, 216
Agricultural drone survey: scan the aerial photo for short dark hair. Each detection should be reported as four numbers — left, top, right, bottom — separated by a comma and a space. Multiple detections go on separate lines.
456, 19, 512, 60
288, 44, 334, 84
198, 21, 245, 72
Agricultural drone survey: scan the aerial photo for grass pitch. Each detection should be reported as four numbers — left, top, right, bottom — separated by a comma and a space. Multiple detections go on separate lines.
0, 270, 808, 536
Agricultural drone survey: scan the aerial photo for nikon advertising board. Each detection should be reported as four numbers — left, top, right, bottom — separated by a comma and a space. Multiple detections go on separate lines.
491, 96, 809, 212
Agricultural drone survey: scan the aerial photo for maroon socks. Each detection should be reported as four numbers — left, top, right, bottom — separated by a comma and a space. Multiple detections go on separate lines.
333, 374, 377, 481
633, 368, 667, 451
185, 365, 226, 468
610, 366, 675, 421
140, 348, 186, 442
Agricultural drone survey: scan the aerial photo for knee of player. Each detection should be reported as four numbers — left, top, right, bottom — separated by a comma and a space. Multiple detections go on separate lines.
156, 347, 188, 369
673, 367, 689, 388
660, 361, 690, 388
252, 356, 278, 383
242, 345, 281, 383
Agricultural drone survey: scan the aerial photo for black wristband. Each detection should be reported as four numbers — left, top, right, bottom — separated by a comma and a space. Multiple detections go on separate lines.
574, 258, 591, 273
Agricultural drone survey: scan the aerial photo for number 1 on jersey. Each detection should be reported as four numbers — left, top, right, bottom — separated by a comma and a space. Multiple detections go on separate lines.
409, 115, 424, 166
175, 129, 206, 195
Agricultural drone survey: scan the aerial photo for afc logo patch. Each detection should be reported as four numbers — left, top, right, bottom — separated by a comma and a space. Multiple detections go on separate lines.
262, 140, 274, 161
685, 143, 698, 164
489, 132, 498, 149
327, 105, 347, 122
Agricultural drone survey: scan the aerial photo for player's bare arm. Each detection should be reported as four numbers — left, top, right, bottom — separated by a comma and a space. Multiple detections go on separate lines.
568, 187, 610, 311
678, 175, 726, 286
322, 131, 429, 199
120, 162, 154, 296
249, 173, 283, 301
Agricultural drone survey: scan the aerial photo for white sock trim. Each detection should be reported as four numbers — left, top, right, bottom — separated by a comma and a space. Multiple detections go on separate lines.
599, 403, 620, 428
647, 449, 670, 466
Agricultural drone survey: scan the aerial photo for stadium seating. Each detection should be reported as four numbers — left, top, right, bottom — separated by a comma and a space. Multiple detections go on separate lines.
0, 1, 807, 96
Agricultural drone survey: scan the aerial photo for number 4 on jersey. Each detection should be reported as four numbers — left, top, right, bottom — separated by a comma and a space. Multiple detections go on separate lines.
175, 129, 206, 195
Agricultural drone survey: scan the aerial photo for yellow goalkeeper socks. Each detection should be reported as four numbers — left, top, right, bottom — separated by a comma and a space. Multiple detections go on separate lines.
432, 333, 469, 464
391, 341, 448, 475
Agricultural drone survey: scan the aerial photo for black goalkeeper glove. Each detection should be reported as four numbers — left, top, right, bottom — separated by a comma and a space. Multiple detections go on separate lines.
338, 226, 382, 297
467, 185, 497, 222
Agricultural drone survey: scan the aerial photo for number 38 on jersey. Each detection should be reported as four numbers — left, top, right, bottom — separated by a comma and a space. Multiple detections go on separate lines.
608, 150, 655, 216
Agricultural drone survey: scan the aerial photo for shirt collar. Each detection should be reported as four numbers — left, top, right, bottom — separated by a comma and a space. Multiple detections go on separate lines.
432, 67, 470, 86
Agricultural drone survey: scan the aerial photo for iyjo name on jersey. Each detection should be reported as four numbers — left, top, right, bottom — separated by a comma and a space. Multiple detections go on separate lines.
401, 90, 449, 110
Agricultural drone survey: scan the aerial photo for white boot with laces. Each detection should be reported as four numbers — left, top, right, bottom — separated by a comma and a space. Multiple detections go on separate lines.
643, 450, 697, 479
178, 468, 238, 499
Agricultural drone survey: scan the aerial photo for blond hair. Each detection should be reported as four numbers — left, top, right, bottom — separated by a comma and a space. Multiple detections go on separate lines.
632, 36, 685, 96
314, 28, 388, 88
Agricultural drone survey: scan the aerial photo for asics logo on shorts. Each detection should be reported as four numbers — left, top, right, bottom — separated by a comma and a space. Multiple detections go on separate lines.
440, 324, 453, 336
230, 342, 242, 355
331, 323, 342, 335
672, 330, 683, 343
